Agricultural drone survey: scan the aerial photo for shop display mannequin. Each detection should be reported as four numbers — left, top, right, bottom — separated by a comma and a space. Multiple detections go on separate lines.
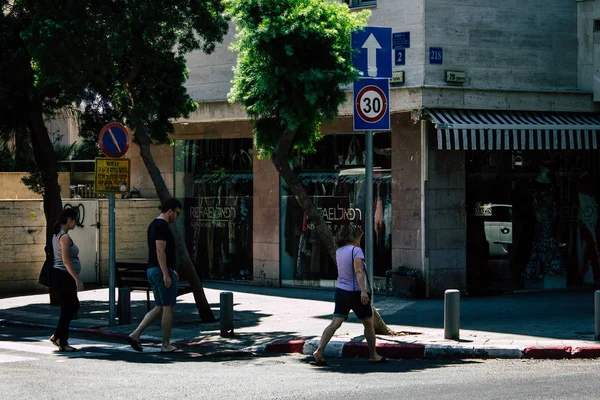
524, 166, 565, 281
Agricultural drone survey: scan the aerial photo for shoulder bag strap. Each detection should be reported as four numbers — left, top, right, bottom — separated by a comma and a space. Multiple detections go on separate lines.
351, 246, 356, 291
352, 246, 372, 293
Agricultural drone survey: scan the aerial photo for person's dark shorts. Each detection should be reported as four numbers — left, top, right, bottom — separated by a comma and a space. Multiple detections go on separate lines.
147, 267, 178, 307
333, 288, 373, 320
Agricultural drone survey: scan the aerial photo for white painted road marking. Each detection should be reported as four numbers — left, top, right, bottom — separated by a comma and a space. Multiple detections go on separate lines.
0, 341, 107, 357
25, 337, 162, 353
0, 336, 163, 364
0, 354, 37, 364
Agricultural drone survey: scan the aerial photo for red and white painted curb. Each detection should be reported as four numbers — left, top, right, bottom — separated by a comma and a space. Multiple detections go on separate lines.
259, 339, 600, 360
3, 319, 600, 360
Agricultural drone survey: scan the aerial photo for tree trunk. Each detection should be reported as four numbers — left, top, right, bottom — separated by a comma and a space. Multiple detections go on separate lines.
272, 128, 395, 335
134, 119, 216, 322
27, 97, 62, 262
271, 128, 337, 262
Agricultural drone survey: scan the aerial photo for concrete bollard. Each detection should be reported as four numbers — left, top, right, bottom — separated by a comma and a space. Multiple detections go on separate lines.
220, 292, 234, 337
595, 291, 600, 341
444, 289, 460, 340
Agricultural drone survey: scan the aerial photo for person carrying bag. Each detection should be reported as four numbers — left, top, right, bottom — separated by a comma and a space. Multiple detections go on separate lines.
311, 224, 386, 366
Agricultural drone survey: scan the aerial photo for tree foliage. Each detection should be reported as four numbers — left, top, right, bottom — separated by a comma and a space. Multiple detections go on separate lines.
23, 0, 228, 320
2, 0, 228, 319
226, 0, 369, 158
1, 1, 80, 253
19, 0, 228, 143
225, 1, 397, 334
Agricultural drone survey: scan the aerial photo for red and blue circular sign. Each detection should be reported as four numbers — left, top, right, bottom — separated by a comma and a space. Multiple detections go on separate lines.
99, 122, 130, 158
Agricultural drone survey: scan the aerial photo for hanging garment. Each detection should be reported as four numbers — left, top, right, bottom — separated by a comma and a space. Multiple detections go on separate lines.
384, 189, 392, 249
578, 192, 600, 283
374, 182, 385, 249
344, 136, 362, 165
524, 185, 565, 280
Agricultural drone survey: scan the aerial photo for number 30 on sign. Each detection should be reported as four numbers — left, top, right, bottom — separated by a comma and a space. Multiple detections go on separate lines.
353, 79, 390, 131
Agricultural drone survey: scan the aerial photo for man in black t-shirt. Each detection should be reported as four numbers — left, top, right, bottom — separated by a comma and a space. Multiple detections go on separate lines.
128, 198, 182, 353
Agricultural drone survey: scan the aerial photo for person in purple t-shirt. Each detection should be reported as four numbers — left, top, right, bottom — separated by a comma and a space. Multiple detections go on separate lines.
311, 224, 386, 366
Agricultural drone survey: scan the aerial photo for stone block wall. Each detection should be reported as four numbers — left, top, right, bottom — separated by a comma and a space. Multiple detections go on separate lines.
0, 199, 181, 293
425, 0, 577, 91
252, 153, 280, 287
577, 0, 600, 97
0, 200, 46, 293
0, 172, 70, 200
127, 142, 174, 199
391, 112, 423, 272
98, 199, 159, 284
426, 124, 467, 296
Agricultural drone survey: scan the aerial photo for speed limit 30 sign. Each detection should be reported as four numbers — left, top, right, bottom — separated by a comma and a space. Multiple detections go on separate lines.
353, 79, 390, 131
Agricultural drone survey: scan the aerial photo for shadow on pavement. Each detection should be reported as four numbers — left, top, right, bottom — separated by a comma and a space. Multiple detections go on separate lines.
0, 299, 271, 332
384, 290, 596, 340
298, 355, 480, 374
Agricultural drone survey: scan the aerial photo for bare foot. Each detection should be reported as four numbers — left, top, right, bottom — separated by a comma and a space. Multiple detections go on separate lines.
312, 351, 327, 365
49, 335, 59, 348
311, 351, 328, 366
368, 355, 388, 364
160, 344, 177, 353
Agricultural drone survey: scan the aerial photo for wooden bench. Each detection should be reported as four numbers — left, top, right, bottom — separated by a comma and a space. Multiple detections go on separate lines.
116, 261, 192, 325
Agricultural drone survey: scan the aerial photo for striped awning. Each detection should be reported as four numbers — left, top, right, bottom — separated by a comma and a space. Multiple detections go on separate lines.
428, 109, 600, 151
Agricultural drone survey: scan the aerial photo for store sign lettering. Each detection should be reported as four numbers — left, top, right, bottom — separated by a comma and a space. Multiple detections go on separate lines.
190, 206, 237, 220
474, 203, 492, 217
319, 206, 362, 222
306, 206, 363, 229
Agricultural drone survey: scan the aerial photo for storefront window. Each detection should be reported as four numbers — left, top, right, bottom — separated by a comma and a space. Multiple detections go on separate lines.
175, 139, 253, 281
466, 150, 600, 292
280, 133, 392, 290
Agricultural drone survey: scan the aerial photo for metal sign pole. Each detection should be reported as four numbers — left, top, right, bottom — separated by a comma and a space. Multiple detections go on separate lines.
108, 194, 116, 326
365, 130, 374, 306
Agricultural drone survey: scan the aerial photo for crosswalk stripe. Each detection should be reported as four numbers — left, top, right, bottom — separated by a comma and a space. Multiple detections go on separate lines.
25, 337, 162, 353
0, 354, 37, 364
0, 341, 107, 357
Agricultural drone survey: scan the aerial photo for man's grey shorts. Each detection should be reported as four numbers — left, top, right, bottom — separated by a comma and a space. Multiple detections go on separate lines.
147, 267, 178, 307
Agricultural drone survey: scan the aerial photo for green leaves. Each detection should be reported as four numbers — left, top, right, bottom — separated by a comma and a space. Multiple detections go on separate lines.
226, 0, 370, 156
2, 0, 229, 146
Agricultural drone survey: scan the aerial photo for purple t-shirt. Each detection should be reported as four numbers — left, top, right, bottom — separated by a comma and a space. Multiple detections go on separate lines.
336, 245, 366, 292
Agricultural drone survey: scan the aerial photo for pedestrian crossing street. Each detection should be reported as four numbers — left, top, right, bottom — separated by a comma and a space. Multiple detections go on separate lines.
0, 336, 161, 364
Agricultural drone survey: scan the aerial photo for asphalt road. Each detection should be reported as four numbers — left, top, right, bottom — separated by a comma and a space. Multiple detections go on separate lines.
1, 326, 599, 400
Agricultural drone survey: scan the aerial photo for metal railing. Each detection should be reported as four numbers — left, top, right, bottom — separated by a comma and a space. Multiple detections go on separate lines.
69, 183, 106, 199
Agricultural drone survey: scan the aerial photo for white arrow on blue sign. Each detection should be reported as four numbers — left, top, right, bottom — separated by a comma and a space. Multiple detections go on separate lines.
351, 27, 392, 79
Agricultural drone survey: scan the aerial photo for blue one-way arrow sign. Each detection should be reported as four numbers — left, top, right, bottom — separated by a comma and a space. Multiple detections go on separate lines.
352, 27, 392, 79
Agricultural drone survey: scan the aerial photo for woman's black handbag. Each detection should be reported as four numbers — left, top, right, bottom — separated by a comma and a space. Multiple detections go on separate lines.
38, 254, 53, 288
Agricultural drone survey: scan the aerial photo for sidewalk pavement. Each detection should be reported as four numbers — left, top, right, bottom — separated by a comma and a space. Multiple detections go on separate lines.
1, 282, 600, 360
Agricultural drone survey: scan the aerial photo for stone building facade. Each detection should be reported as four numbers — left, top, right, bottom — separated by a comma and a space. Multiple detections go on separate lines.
170, 0, 600, 297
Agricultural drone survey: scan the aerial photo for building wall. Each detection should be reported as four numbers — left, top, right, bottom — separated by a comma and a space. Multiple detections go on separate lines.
391, 113, 423, 271
426, 124, 467, 296
185, 24, 237, 102
0, 200, 46, 293
424, 0, 578, 91
367, 0, 426, 87
0, 172, 70, 200
0, 199, 158, 293
127, 142, 174, 199
45, 107, 80, 147
252, 153, 280, 287
184, 1, 426, 103
185, 0, 579, 108
97, 199, 159, 284
577, 0, 600, 97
